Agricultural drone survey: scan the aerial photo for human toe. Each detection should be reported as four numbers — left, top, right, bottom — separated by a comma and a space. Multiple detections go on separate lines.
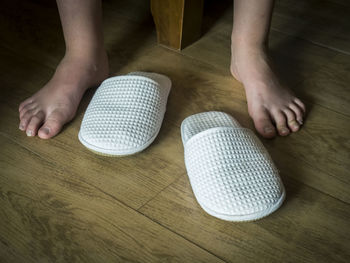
25, 111, 45, 137
289, 102, 304, 125
251, 110, 277, 138
19, 109, 36, 132
294, 98, 306, 114
19, 98, 34, 112
38, 111, 67, 139
273, 110, 290, 136
283, 108, 300, 132
19, 102, 37, 120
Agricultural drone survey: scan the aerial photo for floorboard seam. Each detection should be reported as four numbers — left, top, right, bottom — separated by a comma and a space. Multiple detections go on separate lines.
284, 172, 350, 206
136, 173, 186, 211
0, 132, 56, 165
136, 209, 229, 263
0, 132, 230, 260
0, 43, 60, 71
0, 133, 228, 261
271, 28, 350, 56
1, 132, 348, 261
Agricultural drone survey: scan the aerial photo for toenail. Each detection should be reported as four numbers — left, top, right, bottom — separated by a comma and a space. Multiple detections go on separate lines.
297, 119, 303, 125
264, 127, 274, 134
289, 120, 299, 129
42, 127, 50, 135
19, 124, 25, 131
280, 128, 289, 134
26, 130, 33, 137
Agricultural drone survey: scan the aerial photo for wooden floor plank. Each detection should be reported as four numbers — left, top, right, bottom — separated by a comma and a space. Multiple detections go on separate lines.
0, 0, 64, 68
1, 0, 349, 262
182, 3, 349, 117
273, 0, 350, 54
0, 110, 183, 212
0, 135, 224, 262
298, 52, 350, 116
0, 0, 155, 72
139, 174, 350, 263
1, 32, 349, 204
0, 48, 184, 210
266, 103, 350, 189
109, 45, 350, 203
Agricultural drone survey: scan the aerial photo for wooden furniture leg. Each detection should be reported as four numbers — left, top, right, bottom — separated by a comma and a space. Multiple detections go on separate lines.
151, 0, 204, 50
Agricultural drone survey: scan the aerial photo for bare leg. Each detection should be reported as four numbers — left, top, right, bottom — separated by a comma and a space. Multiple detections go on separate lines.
231, 0, 305, 138
19, 0, 108, 139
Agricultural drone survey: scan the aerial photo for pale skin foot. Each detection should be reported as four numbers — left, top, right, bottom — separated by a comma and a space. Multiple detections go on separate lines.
230, 46, 305, 138
19, 0, 108, 139
232, 0, 306, 138
18, 53, 109, 139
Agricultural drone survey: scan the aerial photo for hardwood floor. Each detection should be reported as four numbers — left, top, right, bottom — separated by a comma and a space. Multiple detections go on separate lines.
0, 0, 349, 262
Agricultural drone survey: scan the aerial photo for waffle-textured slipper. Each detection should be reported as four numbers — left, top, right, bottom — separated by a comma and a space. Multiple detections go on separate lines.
181, 111, 285, 221
79, 72, 171, 156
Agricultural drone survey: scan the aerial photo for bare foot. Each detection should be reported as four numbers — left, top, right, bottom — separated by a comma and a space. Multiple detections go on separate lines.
19, 52, 109, 139
231, 45, 306, 138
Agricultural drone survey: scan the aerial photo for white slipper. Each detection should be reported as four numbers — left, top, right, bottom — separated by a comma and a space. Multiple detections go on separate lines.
181, 111, 285, 221
79, 72, 171, 156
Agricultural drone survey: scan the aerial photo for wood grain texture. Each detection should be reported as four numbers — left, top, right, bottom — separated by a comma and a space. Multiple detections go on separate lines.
182, 1, 348, 112
272, 0, 350, 54
299, 53, 350, 116
151, 0, 203, 50
0, 47, 185, 210
0, 136, 223, 262
110, 45, 350, 204
0, 0, 349, 262
139, 174, 350, 263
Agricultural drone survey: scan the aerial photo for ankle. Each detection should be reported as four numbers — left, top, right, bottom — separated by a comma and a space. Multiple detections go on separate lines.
63, 48, 108, 70
231, 31, 268, 49
230, 41, 272, 83
233, 41, 267, 58
52, 50, 109, 92
65, 45, 107, 62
